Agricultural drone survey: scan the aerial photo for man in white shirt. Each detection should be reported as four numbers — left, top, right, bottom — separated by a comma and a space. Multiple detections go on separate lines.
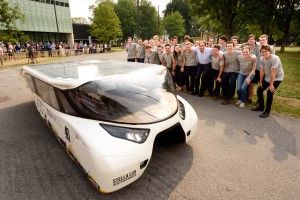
194, 41, 213, 96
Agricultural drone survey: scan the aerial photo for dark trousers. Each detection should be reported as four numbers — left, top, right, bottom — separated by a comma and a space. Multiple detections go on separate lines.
222, 72, 238, 100
175, 65, 185, 87
184, 66, 197, 92
127, 58, 135, 62
257, 79, 281, 113
195, 63, 213, 95
212, 69, 221, 97
136, 58, 145, 63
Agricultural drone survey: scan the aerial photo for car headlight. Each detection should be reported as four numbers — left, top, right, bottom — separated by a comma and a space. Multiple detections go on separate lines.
178, 100, 185, 120
100, 124, 150, 144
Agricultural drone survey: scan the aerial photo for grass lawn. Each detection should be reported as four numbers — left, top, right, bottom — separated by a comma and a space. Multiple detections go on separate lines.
269, 47, 300, 117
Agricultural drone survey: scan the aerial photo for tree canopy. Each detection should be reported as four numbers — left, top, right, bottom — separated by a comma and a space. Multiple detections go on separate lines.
163, 11, 185, 38
138, 0, 160, 39
90, 0, 122, 43
164, 0, 191, 35
115, 0, 136, 39
0, 0, 28, 43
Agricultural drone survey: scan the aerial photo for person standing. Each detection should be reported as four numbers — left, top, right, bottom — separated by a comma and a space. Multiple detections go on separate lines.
125, 37, 136, 62
183, 41, 199, 93
136, 38, 145, 63
0, 45, 4, 68
194, 40, 213, 96
259, 34, 275, 54
161, 44, 174, 73
252, 45, 284, 118
173, 45, 185, 90
231, 36, 241, 50
144, 44, 160, 65
207, 37, 214, 48
218, 35, 227, 52
236, 45, 256, 108
247, 34, 260, 103
222, 41, 241, 104
211, 44, 224, 99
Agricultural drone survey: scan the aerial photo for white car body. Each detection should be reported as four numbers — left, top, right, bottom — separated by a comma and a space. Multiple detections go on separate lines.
22, 60, 198, 193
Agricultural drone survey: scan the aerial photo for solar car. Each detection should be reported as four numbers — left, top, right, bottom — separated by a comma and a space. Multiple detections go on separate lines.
22, 60, 198, 193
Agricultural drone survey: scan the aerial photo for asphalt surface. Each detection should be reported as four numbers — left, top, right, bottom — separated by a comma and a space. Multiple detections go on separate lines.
0, 52, 299, 200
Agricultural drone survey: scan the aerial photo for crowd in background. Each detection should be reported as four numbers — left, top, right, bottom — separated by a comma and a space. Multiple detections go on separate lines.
0, 41, 110, 66
125, 34, 284, 118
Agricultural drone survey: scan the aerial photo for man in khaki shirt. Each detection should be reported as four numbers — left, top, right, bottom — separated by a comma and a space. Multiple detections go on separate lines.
125, 37, 136, 62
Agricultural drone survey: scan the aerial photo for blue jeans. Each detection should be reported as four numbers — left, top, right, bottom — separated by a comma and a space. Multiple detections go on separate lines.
237, 74, 254, 103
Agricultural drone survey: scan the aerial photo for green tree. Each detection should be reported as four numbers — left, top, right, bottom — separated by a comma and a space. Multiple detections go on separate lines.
115, 0, 136, 39
189, 0, 240, 37
163, 12, 185, 38
164, 0, 191, 35
0, 0, 26, 43
90, 0, 122, 43
138, 0, 159, 39
275, 0, 300, 52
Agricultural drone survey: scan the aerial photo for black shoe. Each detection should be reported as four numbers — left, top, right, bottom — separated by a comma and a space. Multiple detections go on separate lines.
259, 112, 270, 118
198, 93, 204, 97
251, 107, 264, 112
192, 91, 199, 95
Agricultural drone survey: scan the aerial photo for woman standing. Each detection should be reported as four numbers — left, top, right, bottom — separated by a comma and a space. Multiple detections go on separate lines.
172, 45, 185, 90
236, 45, 257, 108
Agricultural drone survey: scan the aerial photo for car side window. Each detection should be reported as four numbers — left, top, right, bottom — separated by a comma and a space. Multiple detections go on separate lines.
34, 78, 60, 110
24, 73, 36, 93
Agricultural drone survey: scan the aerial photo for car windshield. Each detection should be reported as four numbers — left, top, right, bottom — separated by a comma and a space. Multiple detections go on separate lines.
63, 67, 178, 124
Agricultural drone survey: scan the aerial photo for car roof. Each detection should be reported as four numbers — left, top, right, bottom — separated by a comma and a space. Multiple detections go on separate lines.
22, 60, 165, 90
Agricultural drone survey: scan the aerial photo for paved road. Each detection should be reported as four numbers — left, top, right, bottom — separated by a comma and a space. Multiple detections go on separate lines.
1, 52, 299, 200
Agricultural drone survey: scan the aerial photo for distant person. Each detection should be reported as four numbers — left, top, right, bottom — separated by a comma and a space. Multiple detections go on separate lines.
252, 45, 284, 118
27, 43, 38, 64
125, 37, 136, 62
136, 38, 145, 63
0, 45, 4, 68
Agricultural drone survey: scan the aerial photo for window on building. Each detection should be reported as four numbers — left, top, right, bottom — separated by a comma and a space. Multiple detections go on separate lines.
65, 3, 69, 7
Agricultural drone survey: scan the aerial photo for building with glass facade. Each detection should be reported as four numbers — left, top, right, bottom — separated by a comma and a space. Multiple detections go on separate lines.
1, 0, 74, 44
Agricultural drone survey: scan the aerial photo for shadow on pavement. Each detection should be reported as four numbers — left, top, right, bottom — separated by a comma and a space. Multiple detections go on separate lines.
179, 92, 298, 162
0, 102, 193, 200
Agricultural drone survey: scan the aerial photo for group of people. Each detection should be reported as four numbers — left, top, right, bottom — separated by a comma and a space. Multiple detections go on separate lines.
0, 41, 111, 66
125, 34, 284, 118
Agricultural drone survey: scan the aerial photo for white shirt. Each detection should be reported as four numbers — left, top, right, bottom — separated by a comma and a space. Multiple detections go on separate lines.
195, 48, 212, 64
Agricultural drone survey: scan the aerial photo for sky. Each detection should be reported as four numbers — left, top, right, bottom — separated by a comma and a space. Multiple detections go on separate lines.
69, 0, 169, 19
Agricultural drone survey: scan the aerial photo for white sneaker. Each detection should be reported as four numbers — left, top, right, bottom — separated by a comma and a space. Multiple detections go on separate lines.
239, 102, 246, 108
236, 100, 242, 106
